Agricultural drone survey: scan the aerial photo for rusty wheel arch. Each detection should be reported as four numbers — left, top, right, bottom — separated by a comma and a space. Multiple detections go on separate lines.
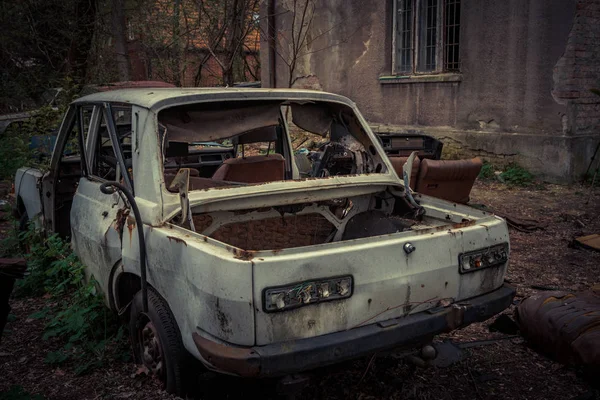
110, 261, 142, 312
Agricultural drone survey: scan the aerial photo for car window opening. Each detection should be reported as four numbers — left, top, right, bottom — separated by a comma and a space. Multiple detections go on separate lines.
158, 100, 387, 193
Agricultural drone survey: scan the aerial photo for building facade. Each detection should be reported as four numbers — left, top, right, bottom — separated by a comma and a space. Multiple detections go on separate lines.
260, 0, 600, 182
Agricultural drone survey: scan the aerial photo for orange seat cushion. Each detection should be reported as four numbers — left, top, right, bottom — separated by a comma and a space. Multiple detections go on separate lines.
212, 154, 285, 184
416, 158, 483, 204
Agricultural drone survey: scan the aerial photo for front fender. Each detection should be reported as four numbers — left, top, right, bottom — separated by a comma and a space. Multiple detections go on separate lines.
14, 167, 44, 224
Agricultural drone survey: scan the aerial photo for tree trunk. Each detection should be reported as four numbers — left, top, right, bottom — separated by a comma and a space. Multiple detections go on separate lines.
223, 68, 235, 86
172, 0, 182, 86
111, 0, 131, 81
66, 0, 97, 83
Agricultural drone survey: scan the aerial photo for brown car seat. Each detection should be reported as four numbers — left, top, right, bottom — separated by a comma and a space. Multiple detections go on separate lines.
388, 156, 420, 189
164, 171, 231, 191
165, 168, 200, 177
415, 158, 483, 204
211, 154, 285, 184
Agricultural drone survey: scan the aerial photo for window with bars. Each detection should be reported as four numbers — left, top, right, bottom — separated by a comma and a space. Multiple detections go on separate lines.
394, 0, 461, 75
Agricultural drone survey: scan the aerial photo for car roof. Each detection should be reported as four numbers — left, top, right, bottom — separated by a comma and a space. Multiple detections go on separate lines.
72, 87, 355, 112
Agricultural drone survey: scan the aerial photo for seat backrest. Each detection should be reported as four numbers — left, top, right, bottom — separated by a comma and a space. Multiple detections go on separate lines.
212, 154, 285, 183
388, 156, 420, 189
415, 158, 483, 204
165, 168, 200, 177
164, 174, 231, 191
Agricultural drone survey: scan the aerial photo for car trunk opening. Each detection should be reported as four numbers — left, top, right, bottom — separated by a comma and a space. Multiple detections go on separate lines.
177, 188, 483, 251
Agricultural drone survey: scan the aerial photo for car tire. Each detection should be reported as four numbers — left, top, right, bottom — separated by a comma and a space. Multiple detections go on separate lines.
129, 287, 189, 396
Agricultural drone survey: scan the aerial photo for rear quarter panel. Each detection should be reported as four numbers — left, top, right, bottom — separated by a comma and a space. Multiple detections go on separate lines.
118, 223, 255, 357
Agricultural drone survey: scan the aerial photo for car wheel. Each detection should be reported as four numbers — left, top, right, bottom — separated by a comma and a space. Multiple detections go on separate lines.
129, 287, 189, 396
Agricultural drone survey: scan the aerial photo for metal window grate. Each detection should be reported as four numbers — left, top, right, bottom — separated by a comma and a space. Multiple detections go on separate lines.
424, 0, 438, 70
396, 0, 413, 73
444, 0, 460, 71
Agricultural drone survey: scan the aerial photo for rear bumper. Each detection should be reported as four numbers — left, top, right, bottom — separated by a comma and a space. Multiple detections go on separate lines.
192, 283, 516, 377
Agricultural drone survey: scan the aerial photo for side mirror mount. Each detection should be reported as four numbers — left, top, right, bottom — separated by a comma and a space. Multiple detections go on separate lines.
168, 168, 195, 230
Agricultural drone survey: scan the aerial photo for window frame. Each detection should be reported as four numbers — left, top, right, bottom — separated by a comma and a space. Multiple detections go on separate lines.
49, 105, 89, 178
392, 0, 460, 76
84, 102, 134, 193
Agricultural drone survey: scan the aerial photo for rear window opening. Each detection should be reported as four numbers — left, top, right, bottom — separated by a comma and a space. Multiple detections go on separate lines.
157, 100, 387, 192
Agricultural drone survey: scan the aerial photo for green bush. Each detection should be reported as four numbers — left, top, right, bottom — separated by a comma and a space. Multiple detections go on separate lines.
0, 106, 62, 180
0, 386, 44, 400
499, 163, 535, 187
0, 79, 80, 180
10, 224, 129, 374
0, 207, 22, 258
478, 160, 496, 180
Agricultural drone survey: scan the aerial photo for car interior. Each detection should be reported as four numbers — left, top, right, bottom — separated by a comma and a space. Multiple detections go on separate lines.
158, 100, 387, 192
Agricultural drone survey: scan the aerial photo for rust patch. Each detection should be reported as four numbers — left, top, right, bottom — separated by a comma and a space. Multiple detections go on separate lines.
167, 235, 188, 246
232, 248, 255, 261
215, 298, 232, 335
113, 208, 129, 234
445, 304, 466, 330
192, 333, 260, 377
403, 285, 412, 315
452, 220, 476, 229
271, 248, 282, 255
126, 216, 136, 244
430, 219, 477, 233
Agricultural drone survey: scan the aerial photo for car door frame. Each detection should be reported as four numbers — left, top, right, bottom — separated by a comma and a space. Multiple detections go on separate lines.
40, 105, 89, 234
69, 101, 135, 306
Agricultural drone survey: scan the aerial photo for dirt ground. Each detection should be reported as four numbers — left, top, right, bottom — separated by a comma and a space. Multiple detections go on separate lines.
1, 180, 599, 400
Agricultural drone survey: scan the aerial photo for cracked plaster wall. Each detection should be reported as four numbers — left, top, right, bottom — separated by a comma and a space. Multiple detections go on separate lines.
262, 0, 600, 182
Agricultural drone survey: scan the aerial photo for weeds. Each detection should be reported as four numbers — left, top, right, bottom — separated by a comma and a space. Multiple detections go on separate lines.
477, 160, 536, 187
499, 163, 535, 187
0, 205, 21, 258
0, 386, 44, 400
7, 223, 129, 374
478, 160, 496, 180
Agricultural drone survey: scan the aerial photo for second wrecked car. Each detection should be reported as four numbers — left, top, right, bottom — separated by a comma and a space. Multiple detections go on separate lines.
14, 88, 515, 394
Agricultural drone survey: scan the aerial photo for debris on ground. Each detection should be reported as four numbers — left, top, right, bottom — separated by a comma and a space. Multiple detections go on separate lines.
516, 285, 600, 373
573, 233, 600, 252
488, 314, 519, 335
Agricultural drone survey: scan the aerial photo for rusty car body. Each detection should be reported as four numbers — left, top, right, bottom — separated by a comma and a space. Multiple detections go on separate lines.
14, 88, 515, 394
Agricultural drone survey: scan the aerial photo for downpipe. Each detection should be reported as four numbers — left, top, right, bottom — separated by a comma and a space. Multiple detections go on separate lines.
100, 181, 148, 313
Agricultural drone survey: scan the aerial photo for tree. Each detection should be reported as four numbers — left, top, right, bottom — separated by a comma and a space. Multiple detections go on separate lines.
0, 0, 97, 110
261, 0, 362, 88
193, 0, 260, 86
261, 0, 315, 88
131, 0, 259, 87
110, 0, 131, 81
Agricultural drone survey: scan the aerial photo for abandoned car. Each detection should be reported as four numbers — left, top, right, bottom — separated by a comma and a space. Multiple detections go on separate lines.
14, 88, 515, 394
